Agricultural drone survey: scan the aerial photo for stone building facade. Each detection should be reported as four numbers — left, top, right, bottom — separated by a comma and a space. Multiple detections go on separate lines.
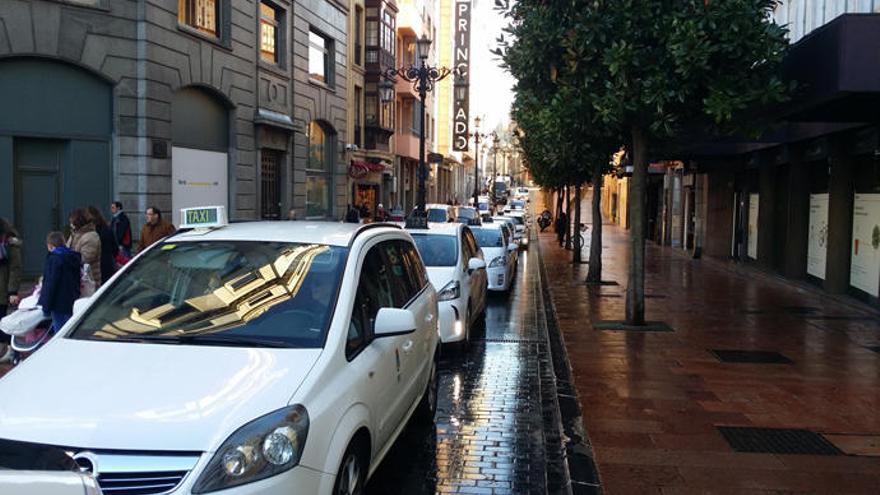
0, 0, 350, 276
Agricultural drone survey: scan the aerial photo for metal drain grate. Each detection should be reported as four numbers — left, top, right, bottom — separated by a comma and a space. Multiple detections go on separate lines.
717, 426, 843, 455
711, 350, 793, 364
478, 338, 546, 344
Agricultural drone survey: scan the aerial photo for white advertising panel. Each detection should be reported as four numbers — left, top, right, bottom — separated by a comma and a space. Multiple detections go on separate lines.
807, 193, 829, 279
172, 147, 228, 226
747, 193, 759, 259
850, 193, 880, 297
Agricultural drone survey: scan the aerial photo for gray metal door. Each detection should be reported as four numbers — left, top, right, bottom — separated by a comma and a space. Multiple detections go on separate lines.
14, 139, 63, 276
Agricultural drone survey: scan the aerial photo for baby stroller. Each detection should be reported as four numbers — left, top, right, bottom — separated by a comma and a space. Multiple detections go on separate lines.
0, 288, 53, 365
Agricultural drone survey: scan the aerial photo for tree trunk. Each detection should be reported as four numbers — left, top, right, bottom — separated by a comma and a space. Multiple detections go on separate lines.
625, 126, 648, 325
573, 184, 582, 263
587, 161, 603, 283
556, 188, 563, 219
564, 185, 572, 250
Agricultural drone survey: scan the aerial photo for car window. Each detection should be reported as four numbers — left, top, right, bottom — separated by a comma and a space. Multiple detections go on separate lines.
427, 208, 449, 223
401, 241, 429, 289
472, 227, 504, 248
462, 228, 480, 259
70, 241, 347, 348
411, 234, 458, 267
347, 245, 396, 359
383, 241, 420, 307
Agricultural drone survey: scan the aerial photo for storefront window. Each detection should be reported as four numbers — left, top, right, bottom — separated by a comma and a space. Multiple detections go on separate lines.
307, 121, 333, 218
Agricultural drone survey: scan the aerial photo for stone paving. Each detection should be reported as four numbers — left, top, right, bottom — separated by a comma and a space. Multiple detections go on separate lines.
368, 248, 562, 494
539, 194, 880, 494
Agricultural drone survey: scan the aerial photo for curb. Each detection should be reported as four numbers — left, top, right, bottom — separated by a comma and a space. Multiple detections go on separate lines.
535, 235, 603, 495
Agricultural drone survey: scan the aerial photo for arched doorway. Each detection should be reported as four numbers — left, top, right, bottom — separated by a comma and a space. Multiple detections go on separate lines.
0, 57, 112, 276
171, 87, 230, 223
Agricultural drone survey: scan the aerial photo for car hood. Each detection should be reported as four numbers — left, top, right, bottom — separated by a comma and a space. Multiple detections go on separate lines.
0, 338, 321, 452
481, 247, 504, 262
426, 266, 456, 291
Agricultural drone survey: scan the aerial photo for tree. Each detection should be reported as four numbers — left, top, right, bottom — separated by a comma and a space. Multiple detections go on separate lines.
555, 0, 790, 325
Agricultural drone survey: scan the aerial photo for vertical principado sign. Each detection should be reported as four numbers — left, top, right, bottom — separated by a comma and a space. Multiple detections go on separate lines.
452, 0, 471, 151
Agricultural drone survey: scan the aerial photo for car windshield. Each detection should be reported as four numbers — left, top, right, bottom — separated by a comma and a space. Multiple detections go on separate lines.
511, 216, 525, 225
69, 241, 348, 348
478, 203, 489, 211
411, 234, 458, 267
472, 228, 504, 248
457, 208, 477, 219
427, 208, 449, 223
511, 200, 525, 209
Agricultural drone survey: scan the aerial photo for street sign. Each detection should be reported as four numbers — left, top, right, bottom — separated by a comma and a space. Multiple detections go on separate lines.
180, 205, 228, 229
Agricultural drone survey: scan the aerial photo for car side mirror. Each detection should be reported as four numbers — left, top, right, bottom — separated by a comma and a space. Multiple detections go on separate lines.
72, 296, 93, 317
467, 257, 486, 274
373, 308, 417, 337
507, 243, 517, 252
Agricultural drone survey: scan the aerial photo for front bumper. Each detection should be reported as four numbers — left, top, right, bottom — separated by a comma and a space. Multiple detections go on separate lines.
171, 462, 333, 494
437, 301, 465, 343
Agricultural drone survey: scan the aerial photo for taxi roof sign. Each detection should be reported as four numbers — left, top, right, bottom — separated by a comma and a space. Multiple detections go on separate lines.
180, 206, 228, 229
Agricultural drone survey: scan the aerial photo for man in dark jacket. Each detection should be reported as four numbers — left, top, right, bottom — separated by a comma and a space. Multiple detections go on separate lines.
38, 231, 81, 333
110, 201, 132, 257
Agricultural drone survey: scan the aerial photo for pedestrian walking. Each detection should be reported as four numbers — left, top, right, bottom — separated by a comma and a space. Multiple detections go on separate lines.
345, 204, 360, 223
86, 206, 118, 285
0, 218, 22, 363
67, 208, 101, 287
555, 211, 568, 247
358, 202, 370, 219
109, 201, 132, 257
38, 231, 81, 333
138, 206, 176, 252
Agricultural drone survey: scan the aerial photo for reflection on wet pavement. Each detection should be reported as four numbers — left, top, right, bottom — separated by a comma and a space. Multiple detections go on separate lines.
368, 250, 550, 494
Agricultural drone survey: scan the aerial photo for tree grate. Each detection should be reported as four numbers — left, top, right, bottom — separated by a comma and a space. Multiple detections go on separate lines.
711, 349, 793, 364
716, 426, 843, 455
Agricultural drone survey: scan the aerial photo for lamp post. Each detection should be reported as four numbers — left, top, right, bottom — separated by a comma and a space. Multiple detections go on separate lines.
469, 118, 487, 208
491, 132, 500, 201
379, 34, 454, 228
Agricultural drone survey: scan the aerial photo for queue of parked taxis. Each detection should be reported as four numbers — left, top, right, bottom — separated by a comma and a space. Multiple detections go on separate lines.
0, 198, 532, 495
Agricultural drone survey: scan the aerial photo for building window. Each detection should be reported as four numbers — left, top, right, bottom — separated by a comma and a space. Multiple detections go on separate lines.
309, 30, 333, 85
355, 6, 364, 66
179, 0, 219, 36
260, 2, 279, 63
355, 86, 363, 146
365, 95, 378, 125
307, 121, 333, 218
366, 20, 379, 46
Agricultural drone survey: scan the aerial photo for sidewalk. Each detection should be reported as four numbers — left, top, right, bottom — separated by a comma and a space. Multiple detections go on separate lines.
539, 218, 880, 493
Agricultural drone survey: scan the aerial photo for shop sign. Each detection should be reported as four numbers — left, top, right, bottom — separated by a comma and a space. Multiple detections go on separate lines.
807, 194, 829, 279
171, 147, 228, 223
747, 194, 759, 260
452, 0, 471, 152
850, 193, 880, 297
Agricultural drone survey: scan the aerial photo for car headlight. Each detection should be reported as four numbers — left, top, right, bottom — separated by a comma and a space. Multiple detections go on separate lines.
192, 405, 309, 494
489, 256, 507, 268
437, 280, 461, 301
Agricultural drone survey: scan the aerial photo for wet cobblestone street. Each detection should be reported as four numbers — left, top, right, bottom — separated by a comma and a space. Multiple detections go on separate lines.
367, 247, 558, 494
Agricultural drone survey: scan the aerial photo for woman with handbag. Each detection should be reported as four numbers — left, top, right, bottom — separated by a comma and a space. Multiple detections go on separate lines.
0, 218, 22, 363
66, 208, 101, 288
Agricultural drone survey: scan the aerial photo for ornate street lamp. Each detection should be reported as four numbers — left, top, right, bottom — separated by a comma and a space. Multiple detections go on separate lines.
380, 34, 454, 228
491, 132, 500, 200
470, 117, 487, 209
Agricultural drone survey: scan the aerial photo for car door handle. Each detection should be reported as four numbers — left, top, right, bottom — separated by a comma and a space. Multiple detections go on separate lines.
402, 340, 414, 353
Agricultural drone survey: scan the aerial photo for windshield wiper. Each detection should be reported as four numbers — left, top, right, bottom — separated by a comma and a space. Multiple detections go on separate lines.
173, 334, 292, 348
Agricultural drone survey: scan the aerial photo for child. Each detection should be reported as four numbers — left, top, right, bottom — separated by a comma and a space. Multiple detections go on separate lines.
38, 232, 81, 333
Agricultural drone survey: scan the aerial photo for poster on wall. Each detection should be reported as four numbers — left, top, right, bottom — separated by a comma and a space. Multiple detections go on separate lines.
807, 193, 829, 279
747, 193, 759, 259
850, 193, 880, 297
171, 147, 228, 226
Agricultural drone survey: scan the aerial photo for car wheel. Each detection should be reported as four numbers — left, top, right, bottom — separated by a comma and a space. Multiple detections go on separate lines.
333, 441, 367, 495
415, 356, 438, 424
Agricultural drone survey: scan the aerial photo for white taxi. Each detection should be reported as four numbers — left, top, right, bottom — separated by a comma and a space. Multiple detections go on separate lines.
0, 207, 439, 495
470, 223, 517, 292
407, 223, 487, 348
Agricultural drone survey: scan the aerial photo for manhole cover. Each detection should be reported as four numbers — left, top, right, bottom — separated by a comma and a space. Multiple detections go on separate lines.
711, 350, 793, 364
716, 427, 843, 455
